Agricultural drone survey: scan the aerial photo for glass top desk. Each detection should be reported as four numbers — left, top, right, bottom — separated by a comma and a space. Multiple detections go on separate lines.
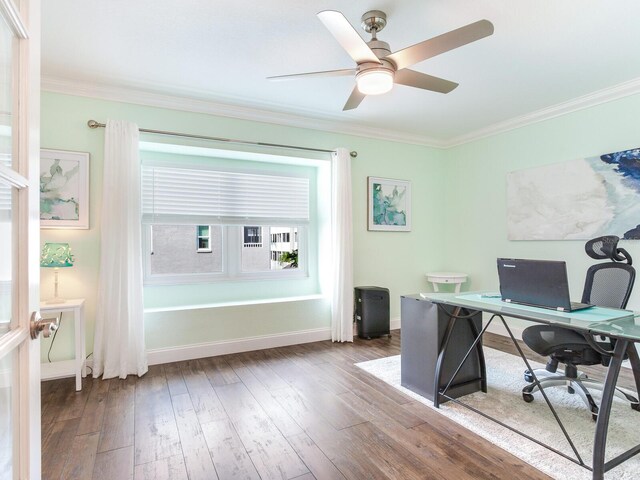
408, 292, 640, 480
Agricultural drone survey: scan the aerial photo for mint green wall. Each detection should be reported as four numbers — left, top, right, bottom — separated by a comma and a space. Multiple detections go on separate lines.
446, 93, 640, 311
40, 92, 447, 359
43, 90, 640, 362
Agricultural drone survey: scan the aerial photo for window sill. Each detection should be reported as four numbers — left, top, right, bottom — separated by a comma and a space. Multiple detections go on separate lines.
144, 269, 308, 286
143, 293, 326, 313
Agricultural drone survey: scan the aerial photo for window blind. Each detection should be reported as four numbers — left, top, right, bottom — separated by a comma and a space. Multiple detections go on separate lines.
142, 164, 310, 225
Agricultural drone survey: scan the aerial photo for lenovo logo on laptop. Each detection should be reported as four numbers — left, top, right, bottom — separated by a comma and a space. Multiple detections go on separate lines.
496, 258, 591, 312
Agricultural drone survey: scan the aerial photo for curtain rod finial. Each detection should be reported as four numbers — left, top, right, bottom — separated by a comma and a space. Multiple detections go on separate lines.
350, 151, 357, 158
87, 120, 105, 128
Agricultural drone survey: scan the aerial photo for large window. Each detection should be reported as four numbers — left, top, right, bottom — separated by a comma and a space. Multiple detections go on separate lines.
141, 162, 310, 284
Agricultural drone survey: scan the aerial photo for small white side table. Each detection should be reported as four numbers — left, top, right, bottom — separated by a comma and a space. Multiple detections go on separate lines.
426, 272, 468, 293
40, 298, 86, 391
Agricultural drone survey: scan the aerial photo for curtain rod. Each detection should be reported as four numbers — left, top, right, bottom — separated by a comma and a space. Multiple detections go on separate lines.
87, 120, 357, 158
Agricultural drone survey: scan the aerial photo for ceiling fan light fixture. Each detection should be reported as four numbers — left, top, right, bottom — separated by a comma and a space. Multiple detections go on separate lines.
271, 11, 494, 110
356, 69, 394, 95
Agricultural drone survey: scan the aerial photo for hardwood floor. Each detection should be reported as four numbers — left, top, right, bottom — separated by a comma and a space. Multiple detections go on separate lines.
41, 331, 558, 480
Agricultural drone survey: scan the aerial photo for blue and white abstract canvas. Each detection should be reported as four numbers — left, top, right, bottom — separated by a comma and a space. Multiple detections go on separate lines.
507, 147, 640, 240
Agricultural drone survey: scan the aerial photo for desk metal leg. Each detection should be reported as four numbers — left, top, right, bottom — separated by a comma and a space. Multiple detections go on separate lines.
466, 315, 487, 393
593, 339, 627, 479
439, 312, 586, 466
626, 343, 640, 410
429, 299, 640, 476
434, 311, 457, 409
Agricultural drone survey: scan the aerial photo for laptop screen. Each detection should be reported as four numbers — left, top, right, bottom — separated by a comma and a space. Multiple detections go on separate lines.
497, 258, 572, 310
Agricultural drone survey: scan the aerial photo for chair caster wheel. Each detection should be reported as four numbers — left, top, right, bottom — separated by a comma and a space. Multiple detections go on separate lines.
522, 393, 534, 403
523, 370, 533, 383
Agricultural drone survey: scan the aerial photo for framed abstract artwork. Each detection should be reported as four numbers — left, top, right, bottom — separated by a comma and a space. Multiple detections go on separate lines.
40, 149, 90, 229
507, 146, 640, 240
367, 176, 411, 231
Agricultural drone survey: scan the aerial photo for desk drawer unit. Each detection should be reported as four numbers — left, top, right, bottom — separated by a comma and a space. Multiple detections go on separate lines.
401, 295, 484, 402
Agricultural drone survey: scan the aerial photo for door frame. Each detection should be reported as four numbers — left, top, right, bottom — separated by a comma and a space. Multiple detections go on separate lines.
0, 0, 41, 477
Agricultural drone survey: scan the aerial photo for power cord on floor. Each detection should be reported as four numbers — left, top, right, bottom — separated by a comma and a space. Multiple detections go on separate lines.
47, 311, 63, 363
46, 313, 95, 377
85, 351, 93, 376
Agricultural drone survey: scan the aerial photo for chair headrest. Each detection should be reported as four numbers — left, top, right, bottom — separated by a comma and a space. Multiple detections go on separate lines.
585, 235, 633, 265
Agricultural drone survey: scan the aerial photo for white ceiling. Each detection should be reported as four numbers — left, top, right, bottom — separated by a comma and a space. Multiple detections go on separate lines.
42, 1, 640, 145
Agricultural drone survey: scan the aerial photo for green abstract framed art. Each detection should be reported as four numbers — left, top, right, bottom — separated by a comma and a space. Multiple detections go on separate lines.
367, 176, 411, 232
40, 149, 90, 229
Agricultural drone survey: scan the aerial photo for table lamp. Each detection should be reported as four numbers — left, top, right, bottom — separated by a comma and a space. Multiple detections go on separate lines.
40, 242, 74, 304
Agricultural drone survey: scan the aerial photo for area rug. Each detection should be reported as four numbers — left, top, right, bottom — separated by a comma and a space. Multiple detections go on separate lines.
355, 349, 640, 480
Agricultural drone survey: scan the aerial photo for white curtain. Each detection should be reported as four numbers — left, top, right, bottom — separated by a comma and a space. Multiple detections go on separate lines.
331, 148, 354, 342
92, 120, 148, 379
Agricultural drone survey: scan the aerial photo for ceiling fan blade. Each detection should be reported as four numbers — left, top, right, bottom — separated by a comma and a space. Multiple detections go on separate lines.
317, 10, 381, 65
267, 68, 356, 81
343, 86, 366, 111
394, 69, 458, 94
385, 19, 494, 70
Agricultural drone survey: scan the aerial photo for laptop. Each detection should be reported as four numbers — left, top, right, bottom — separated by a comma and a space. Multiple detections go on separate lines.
496, 258, 592, 312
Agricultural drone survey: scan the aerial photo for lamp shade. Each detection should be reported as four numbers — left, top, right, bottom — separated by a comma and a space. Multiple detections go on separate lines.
40, 243, 75, 268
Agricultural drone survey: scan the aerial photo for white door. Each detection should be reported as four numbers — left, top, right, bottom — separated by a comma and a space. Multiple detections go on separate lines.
0, 0, 41, 478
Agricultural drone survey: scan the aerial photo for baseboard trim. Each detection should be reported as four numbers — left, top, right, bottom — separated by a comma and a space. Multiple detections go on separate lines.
390, 316, 401, 331
42, 319, 636, 380
146, 327, 332, 365
41, 360, 76, 381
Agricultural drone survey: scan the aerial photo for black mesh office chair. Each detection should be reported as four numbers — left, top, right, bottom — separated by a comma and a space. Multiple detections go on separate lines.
521, 236, 639, 419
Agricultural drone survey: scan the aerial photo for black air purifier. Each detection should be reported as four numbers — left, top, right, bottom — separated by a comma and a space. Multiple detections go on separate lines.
354, 286, 390, 339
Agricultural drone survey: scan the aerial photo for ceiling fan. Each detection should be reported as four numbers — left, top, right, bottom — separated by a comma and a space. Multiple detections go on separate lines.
268, 10, 494, 111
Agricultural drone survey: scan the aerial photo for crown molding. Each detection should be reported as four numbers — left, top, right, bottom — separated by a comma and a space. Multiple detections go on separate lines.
445, 76, 640, 148
42, 75, 640, 150
41, 76, 447, 148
